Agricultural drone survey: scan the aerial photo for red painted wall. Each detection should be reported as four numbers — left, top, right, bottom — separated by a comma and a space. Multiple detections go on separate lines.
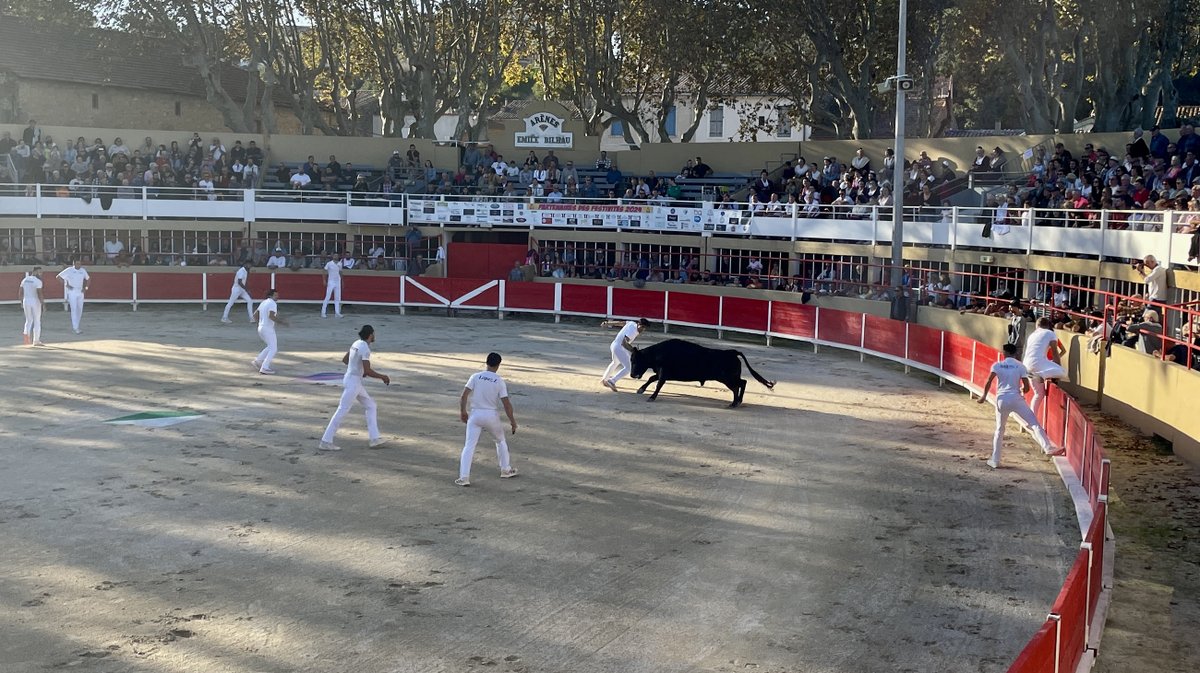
448, 243, 528, 280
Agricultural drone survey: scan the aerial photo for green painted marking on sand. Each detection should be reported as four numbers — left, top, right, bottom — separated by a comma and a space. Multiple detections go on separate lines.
104, 410, 204, 427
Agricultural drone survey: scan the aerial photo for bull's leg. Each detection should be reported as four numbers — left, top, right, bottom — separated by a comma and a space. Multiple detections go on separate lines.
736, 379, 747, 406
721, 377, 742, 407
636, 373, 659, 395
648, 375, 668, 401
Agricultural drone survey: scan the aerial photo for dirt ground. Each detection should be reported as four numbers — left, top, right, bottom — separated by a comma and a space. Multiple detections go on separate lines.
0, 303, 1113, 673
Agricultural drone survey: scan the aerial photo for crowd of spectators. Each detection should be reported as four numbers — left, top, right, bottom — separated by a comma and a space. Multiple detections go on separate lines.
0, 120, 270, 198
983, 125, 1200, 239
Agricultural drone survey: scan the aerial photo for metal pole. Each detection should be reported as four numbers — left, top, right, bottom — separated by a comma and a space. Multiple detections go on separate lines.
890, 0, 908, 320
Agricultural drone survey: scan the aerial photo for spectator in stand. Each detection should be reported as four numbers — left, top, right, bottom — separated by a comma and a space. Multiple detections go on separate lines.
968, 146, 990, 174
290, 170, 312, 190
243, 158, 260, 188
1177, 123, 1200, 160
1126, 310, 1164, 355
406, 144, 421, 167
753, 170, 774, 202
287, 248, 306, 271
210, 138, 227, 165
693, 156, 712, 178
266, 247, 287, 269
198, 172, 216, 201
850, 148, 871, 176
324, 155, 342, 187
1134, 254, 1168, 302
595, 150, 612, 170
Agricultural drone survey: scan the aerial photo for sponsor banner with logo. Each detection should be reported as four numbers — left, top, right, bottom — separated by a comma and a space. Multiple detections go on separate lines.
407, 199, 760, 234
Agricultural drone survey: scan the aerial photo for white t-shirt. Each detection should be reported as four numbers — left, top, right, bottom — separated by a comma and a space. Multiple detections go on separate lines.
1144, 264, 1167, 300
343, 339, 371, 385
104, 240, 124, 258
57, 267, 89, 293
465, 370, 509, 413
324, 259, 342, 285
1023, 328, 1058, 368
20, 275, 42, 304
257, 297, 278, 329
267, 254, 287, 268
232, 266, 249, 289
291, 173, 311, 188
611, 321, 641, 350
990, 358, 1029, 398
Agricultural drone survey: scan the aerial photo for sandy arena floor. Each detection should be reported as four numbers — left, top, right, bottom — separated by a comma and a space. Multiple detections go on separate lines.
0, 304, 1078, 673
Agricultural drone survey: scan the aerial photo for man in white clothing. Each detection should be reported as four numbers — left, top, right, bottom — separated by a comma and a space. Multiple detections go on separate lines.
1022, 317, 1066, 418
103, 235, 124, 265
977, 343, 1062, 469
221, 260, 254, 323
321, 254, 344, 318
19, 267, 45, 346
266, 248, 287, 269
251, 288, 286, 374
319, 324, 391, 451
56, 258, 90, 334
1135, 254, 1168, 302
457, 352, 519, 486
599, 318, 649, 391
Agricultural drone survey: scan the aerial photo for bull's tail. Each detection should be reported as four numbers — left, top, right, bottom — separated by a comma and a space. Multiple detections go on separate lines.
736, 352, 776, 389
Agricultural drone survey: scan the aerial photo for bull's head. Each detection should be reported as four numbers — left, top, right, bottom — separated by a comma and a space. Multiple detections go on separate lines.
623, 341, 648, 379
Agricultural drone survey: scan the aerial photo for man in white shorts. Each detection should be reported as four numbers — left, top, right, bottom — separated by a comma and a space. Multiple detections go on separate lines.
251, 288, 286, 374
221, 260, 254, 323
457, 352, 518, 486
599, 318, 649, 391
19, 266, 44, 346
319, 324, 390, 451
56, 258, 90, 334
977, 343, 1062, 469
321, 253, 344, 318
1022, 317, 1066, 418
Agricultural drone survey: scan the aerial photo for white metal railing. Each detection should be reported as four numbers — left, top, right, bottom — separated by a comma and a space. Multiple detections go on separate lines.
1, 184, 1196, 265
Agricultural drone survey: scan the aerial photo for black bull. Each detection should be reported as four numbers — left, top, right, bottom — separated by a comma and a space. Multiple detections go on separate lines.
625, 338, 776, 407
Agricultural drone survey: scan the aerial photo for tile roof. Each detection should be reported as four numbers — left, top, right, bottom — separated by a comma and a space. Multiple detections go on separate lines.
0, 16, 290, 106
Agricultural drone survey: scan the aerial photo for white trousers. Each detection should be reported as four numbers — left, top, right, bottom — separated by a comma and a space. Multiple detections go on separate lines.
1025, 361, 1065, 419
66, 290, 84, 331
321, 378, 379, 443
460, 411, 511, 480
602, 345, 632, 383
322, 282, 342, 316
255, 326, 277, 371
992, 394, 1054, 465
223, 286, 253, 321
22, 301, 41, 342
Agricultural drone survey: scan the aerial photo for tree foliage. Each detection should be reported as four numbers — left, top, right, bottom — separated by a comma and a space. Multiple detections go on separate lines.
15, 0, 1200, 138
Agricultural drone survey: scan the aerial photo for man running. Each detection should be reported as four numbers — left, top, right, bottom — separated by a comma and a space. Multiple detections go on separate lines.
55, 258, 90, 334
1022, 317, 1066, 418
456, 352, 518, 486
251, 288, 286, 374
977, 343, 1062, 469
319, 324, 390, 451
599, 318, 649, 391
222, 260, 254, 324
19, 267, 44, 346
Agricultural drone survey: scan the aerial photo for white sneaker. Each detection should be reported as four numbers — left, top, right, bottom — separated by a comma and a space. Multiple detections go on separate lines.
321, 314, 328, 319
251, 359, 262, 369
602, 379, 618, 392
1043, 446, 1066, 456
454, 478, 471, 487
73, 329, 81, 334
986, 458, 999, 469
318, 441, 341, 451
500, 467, 519, 479
259, 368, 276, 375
220, 318, 232, 324
335, 314, 344, 318
368, 438, 388, 448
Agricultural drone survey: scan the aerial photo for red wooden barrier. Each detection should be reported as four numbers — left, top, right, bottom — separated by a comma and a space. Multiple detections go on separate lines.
137, 272, 204, 301
721, 296, 769, 332
907, 324, 943, 370
1006, 619, 1058, 673
818, 308, 862, 347
342, 274, 401, 304
668, 292, 721, 327
502, 282, 556, 312
863, 314, 906, 358
559, 284, 607, 315
769, 301, 816, 339
272, 273, 326, 302
613, 287, 666, 319
1052, 549, 1092, 673
942, 333, 975, 383
1086, 503, 1107, 621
